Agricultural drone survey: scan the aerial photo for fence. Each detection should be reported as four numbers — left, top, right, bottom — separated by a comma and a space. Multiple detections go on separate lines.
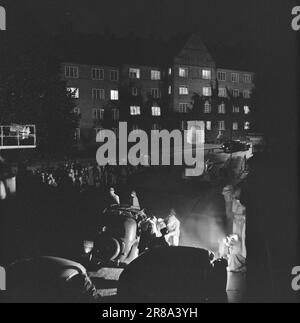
0, 125, 36, 149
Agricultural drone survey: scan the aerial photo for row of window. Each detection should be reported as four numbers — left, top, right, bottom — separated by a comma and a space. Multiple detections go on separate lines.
74, 106, 162, 120
178, 67, 211, 80
65, 65, 252, 84
75, 104, 249, 120
129, 68, 162, 80
69, 86, 251, 100
217, 71, 251, 83
65, 65, 162, 81
178, 67, 251, 83
203, 120, 250, 131
65, 66, 119, 81
68, 87, 119, 101
178, 86, 251, 98
67, 87, 162, 100
179, 102, 250, 114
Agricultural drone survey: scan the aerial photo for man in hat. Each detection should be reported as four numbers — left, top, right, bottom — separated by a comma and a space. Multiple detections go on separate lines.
164, 209, 181, 246
109, 187, 120, 206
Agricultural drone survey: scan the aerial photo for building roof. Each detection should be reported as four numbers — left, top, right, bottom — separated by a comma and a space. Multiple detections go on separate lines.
55, 32, 254, 72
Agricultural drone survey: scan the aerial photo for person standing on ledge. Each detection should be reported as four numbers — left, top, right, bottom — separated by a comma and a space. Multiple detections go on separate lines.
164, 209, 181, 246
130, 190, 140, 209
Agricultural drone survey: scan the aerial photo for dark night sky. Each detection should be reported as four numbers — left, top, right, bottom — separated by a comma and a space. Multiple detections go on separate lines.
16, 0, 298, 48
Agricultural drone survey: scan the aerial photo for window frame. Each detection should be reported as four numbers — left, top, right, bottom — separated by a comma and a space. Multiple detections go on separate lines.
202, 69, 211, 80
129, 68, 141, 79
92, 88, 105, 100
110, 89, 119, 101
91, 68, 104, 80
65, 66, 79, 79
130, 106, 141, 116
110, 70, 119, 82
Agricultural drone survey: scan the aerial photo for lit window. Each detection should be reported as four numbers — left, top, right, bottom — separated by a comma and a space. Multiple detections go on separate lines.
244, 105, 250, 114
151, 70, 161, 80
129, 68, 140, 79
233, 106, 240, 113
218, 121, 225, 130
130, 106, 141, 115
218, 88, 227, 97
65, 66, 79, 78
152, 106, 161, 116
233, 122, 238, 130
110, 70, 119, 81
231, 73, 239, 83
112, 108, 119, 120
151, 88, 160, 98
110, 90, 119, 100
179, 103, 189, 113
243, 74, 252, 83
244, 121, 250, 130
168, 68, 172, 75
204, 101, 211, 113
91, 68, 104, 80
93, 108, 104, 120
218, 103, 226, 114
217, 71, 226, 81
206, 121, 212, 131
179, 67, 188, 77
203, 87, 212, 96
179, 86, 189, 95
92, 88, 105, 100
168, 85, 172, 94
232, 89, 240, 97
202, 69, 211, 80
243, 90, 251, 99
67, 87, 79, 98
132, 87, 138, 96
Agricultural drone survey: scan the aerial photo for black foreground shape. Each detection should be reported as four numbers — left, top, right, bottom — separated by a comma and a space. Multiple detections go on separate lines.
118, 246, 227, 303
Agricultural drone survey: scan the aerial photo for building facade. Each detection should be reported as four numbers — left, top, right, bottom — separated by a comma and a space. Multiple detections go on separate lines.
61, 34, 254, 147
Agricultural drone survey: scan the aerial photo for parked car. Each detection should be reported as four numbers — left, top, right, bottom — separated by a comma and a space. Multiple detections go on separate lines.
81, 205, 148, 268
221, 140, 250, 153
5, 256, 100, 303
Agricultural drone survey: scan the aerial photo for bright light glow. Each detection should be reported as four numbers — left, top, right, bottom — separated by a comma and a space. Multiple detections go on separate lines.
110, 90, 119, 100
179, 86, 188, 95
83, 240, 94, 253
129, 68, 140, 79
130, 106, 141, 115
152, 106, 161, 116
151, 70, 161, 80
203, 87, 212, 97
244, 105, 250, 114
179, 67, 188, 77
67, 87, 79, 98
202, 69, 211, 80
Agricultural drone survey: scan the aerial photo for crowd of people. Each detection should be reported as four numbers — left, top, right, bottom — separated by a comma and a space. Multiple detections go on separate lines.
30, 161, 146, 191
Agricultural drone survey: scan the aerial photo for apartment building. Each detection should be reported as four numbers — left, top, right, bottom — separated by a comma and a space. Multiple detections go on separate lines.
61, 34, 254, 146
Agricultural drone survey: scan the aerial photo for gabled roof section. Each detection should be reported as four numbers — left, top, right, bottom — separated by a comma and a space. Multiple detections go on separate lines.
174, 34, 216, 67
